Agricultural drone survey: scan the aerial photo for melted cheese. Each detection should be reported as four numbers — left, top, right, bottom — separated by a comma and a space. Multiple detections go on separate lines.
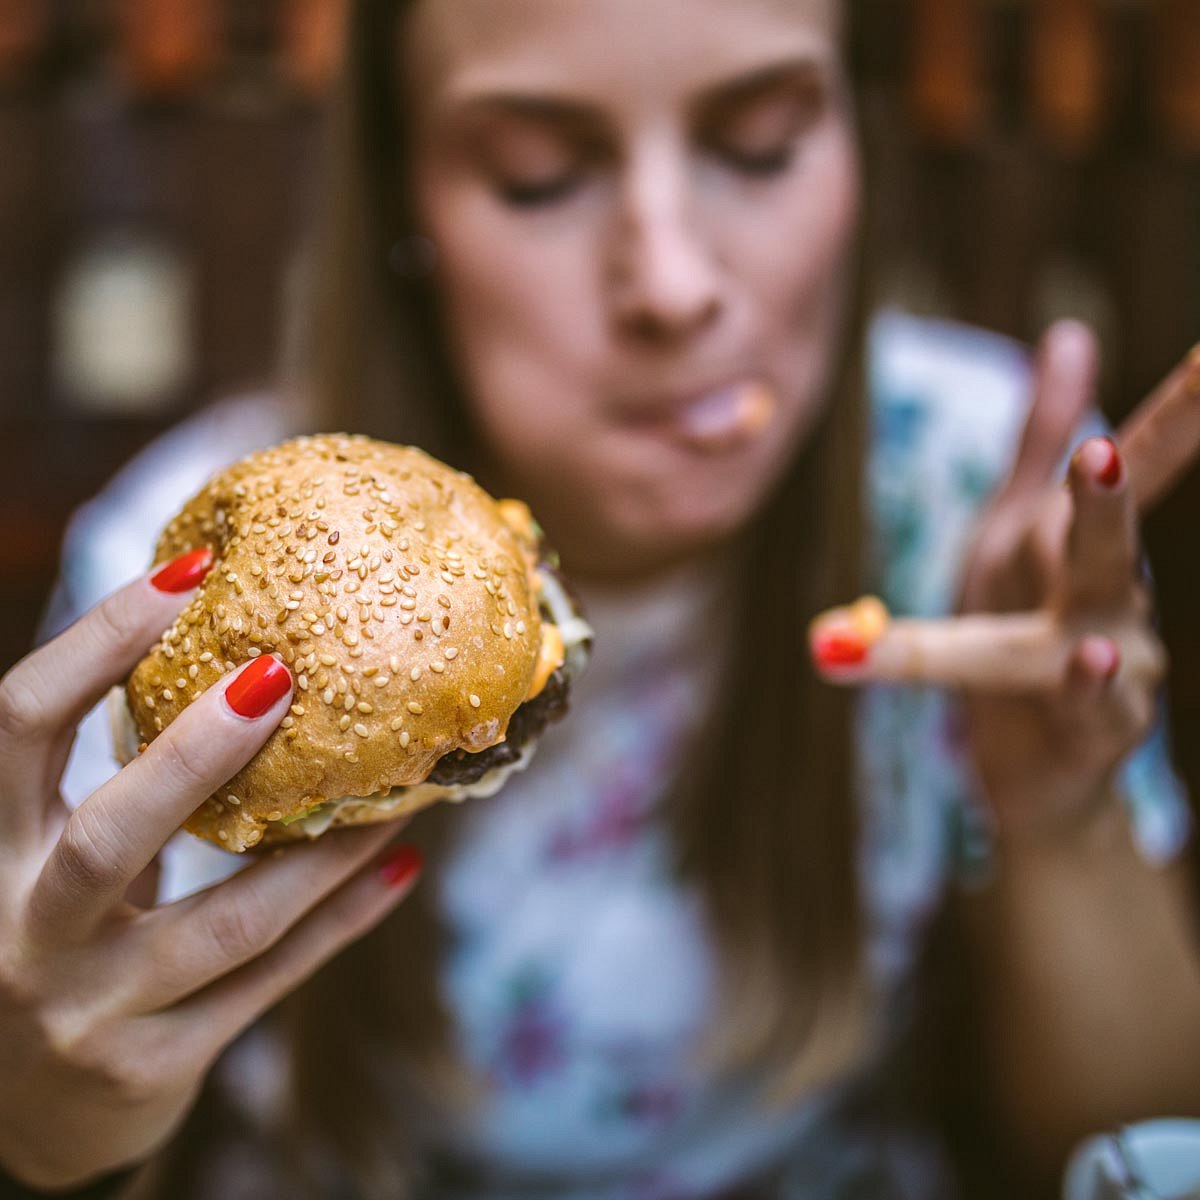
497, 498, 537, 542
525, 622, 565, 701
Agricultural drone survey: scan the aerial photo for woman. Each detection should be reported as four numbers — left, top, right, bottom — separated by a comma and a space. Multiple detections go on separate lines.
4, 1, 1200, 1196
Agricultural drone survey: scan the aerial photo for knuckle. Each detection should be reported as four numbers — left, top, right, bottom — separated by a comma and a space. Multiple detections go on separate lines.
90, 591, 140, 656
203, 900, 273, 966
56, 812, 125, 895
152, 730, 216, 796
0, 668, 47, 745
48, 1018, 162, 1105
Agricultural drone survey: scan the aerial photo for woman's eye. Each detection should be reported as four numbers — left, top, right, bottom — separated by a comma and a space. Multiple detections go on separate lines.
497, 174, 582, 209
717, 144, 796, 178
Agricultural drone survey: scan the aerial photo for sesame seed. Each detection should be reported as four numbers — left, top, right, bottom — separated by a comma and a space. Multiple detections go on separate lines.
410, 667, 421, 682
344, 750, 359, 762
291, 704, 305, 716
268, 810, 283, 821
389, 717, 404, 731
469, 694, 481, 708
438, 595, 452, 609
218, 830, 229, 842
339, 715, 352, 731
199, 652, 214, 662
444, 647, 459, 660
161, 688, 173, 701
322, 688, 335, 705
281, 716, 295, 729
357, 701, 374, 714
320, 654, 337, 667
407, 701, 423, 715
354, 723, 370, 738
375, 674, 390, 687
400, 731, 411, 748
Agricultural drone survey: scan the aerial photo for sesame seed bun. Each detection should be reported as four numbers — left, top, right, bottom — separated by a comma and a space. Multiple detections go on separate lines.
118, 434, 586, 852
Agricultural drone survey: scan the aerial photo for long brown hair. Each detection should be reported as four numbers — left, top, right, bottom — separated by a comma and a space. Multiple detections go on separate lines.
141, 3, 877, 1195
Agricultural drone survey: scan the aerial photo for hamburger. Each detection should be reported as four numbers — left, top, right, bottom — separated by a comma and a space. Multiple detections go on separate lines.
109, 434, 591, 852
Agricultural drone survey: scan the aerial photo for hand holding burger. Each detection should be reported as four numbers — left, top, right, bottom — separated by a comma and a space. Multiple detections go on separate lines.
0, 434, 588, 1188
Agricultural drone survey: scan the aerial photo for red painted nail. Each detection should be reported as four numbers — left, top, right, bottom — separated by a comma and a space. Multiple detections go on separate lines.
1095, 438, 1123, 489
225, 656, 293, 719
378, 844, 423, 889
151, 546, 214, 593
812, 626, 869, 669
1100, 641, 1121, 681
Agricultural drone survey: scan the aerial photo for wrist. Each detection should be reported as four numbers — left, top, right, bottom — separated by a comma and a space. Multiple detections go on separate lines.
991, 783, 1129, 870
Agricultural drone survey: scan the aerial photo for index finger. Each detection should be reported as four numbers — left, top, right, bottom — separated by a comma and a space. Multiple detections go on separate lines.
812, 609, 1064, 692
26, 655, 293, 942
0, 548, 213, 844
1001, 321, 1100, 505
1115, 344, 1200, 514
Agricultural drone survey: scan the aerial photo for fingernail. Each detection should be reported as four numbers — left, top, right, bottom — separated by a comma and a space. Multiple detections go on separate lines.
151, 547, 214, 593
1098, 640, 1121, 681
378, 844, 423, 889
1092, 438, 1123, 489
225, 656, 293, 718
812, 625, 869, 670
1070, 637, 1120, 694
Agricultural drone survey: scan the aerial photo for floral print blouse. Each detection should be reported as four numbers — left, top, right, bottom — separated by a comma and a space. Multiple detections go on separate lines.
41, 309, 1191, 1199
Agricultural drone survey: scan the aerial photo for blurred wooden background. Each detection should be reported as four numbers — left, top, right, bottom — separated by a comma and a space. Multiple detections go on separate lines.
2, 0, 1200, 809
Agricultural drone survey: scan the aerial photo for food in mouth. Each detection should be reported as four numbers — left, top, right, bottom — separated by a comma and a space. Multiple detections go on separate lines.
110, 434, 592, 852
674, 380, 779, 453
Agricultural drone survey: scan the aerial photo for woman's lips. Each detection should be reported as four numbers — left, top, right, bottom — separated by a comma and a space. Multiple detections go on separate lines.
619, 379, 780, 454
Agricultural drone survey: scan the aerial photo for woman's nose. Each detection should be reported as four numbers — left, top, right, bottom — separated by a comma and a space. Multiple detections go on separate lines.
607, 171, 723, 345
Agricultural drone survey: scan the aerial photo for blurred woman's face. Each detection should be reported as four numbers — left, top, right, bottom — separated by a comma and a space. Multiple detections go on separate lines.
404, 0, 858, 578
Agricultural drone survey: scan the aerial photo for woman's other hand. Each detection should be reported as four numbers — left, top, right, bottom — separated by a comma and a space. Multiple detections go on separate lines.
0, 553, 421, 1190
809, 322, 1200, 844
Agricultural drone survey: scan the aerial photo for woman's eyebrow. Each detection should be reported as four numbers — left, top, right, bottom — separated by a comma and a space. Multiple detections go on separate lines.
690, 57, 831, 117
448, 92, 612, 138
